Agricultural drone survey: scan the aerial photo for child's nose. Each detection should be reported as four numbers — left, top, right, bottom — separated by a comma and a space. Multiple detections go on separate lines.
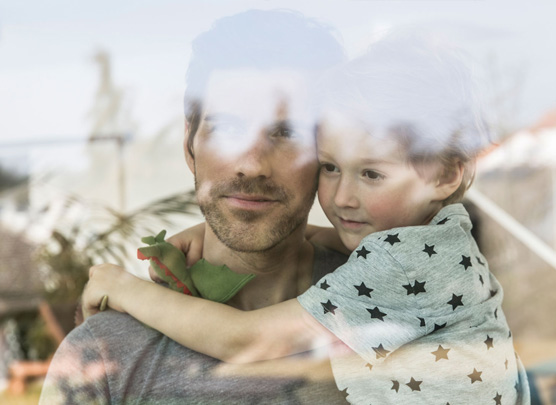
334, 177, 359, 208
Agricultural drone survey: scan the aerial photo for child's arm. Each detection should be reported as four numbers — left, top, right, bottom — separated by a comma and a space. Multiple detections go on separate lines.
83, 264, 338, 364
305, 224, 350, 255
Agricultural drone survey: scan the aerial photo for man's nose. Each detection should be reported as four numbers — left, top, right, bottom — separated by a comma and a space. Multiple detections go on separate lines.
234, 133, 273, 179
334, 176, 359, 208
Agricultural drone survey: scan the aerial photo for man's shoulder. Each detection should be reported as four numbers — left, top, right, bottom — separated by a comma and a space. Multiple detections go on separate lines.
62, 310, 162, 353
311, 243, 348, 282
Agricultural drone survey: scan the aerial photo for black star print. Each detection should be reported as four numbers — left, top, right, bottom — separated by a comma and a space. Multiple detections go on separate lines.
413, 280, 426, 295
406, 377, 422, 391
505, 358, 509, 370
477, 256, 485, 265
384, 233, 401, 246
508, 330, 512, 338
493, 392, 502, 405
373, 343, 390, 359
479, 274, 484, 285
490, 289, 497, 297
423, 244, 437, 257
459, 255, 472, 270
319, 280, 330, 290
367, 306, 387, 321
339, 387, 349, 400
447, 293, 464, 310
433, 322, 447, 332
494, 308, 498, 319
391, 380, 400, 393
484, 335, 494, 350
431, 345, 450, 361
437, 217, 450, 225
321, 300, 337, 315
366, 363, 373, 371
354, 282, 373, 298
467, 368, 483, 384
403, 281, 426, 296
356, 246, 370, 259
418, 317, 426, 327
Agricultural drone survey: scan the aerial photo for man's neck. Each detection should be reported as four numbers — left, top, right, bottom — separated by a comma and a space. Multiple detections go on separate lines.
202, 225, 314, 310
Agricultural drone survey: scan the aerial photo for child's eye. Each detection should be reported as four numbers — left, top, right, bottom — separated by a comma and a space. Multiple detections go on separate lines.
363, 170, 383, 180
321, 163, 339, 173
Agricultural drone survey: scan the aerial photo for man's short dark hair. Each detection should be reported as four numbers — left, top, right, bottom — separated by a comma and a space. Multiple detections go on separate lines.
183, 9, 346, 157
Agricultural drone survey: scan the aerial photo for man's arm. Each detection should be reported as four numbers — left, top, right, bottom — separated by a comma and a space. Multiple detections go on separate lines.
305, 225, 350, 255
39, 324, 110, 404
83, 264, 338, 364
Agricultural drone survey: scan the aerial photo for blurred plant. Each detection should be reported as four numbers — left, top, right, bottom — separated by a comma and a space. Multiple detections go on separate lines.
0, 164, 28, 192
36, 190, 199, 304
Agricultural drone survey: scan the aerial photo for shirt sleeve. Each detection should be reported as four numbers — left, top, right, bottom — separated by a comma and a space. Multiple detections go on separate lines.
39, 322, 111, 405
298, 237, 429, 366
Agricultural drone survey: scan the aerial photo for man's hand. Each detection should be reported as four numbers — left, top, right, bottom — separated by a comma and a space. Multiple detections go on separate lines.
82, 264, 136, 319
147, 222, 205, 282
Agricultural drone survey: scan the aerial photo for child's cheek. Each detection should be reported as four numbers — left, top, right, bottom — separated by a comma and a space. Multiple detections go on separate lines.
317, 181, 335, 219
364, 191, 406, 230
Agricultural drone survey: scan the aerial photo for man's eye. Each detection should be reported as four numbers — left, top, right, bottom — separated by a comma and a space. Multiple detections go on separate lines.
269, 122, 294, 138
363, 170, 383, 180
321, 163, 339, 173
205, 116, 244, 136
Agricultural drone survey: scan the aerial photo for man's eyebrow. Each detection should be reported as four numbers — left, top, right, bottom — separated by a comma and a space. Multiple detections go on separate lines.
271, 119, 311, 132
203, 113, 241, 123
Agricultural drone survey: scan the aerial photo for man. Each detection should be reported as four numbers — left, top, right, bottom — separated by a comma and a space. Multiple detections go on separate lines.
40, 9, 349, 404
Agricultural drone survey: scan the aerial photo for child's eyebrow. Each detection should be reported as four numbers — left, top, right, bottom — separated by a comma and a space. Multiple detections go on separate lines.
359, 157, 397, 166
316, 150, 335, 160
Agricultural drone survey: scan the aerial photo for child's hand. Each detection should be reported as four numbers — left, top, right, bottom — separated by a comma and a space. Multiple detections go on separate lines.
82, 263, 136, 319
147, 223, 205, 282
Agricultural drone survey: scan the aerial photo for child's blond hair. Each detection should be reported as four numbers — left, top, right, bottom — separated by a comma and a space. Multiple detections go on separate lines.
319, 29, 492, 204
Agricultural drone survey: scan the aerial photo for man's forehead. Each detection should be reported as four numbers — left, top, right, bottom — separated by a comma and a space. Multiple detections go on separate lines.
204, 68, 312, 119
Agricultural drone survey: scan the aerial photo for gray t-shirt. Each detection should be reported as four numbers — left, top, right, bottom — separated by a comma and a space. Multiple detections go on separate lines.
298, 204, 530, 404
40, 244, 348, 405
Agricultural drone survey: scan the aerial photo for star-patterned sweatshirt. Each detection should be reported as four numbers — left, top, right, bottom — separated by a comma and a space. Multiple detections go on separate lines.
298, 203, 530, 405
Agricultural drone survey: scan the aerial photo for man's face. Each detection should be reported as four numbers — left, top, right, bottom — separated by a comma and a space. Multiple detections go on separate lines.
187, 68, 319, 252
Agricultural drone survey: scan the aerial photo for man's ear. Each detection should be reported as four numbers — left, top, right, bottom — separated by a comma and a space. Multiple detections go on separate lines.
184, 120, 195, 173
434, 160, 464, 201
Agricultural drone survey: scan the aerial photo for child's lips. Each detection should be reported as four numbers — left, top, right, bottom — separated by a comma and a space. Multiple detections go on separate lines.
339, 217, 367, 229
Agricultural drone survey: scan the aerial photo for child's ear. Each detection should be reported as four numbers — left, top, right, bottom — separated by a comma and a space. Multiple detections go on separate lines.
434, 160, 464, 201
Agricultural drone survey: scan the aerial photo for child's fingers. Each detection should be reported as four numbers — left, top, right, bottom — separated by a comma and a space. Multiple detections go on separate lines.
186, 239, 203, 268
148, 265, 164, 283
166, 230, 191, 252
167, 223, 206, 267
89, 264, 99, 279
81, 282, 103, 319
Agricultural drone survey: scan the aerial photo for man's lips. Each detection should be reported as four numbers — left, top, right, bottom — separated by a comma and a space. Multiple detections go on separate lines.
224, 194, 279, 209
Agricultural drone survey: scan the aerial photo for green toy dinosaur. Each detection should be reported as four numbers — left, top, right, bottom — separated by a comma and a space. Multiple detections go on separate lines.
137, 230, 255, 303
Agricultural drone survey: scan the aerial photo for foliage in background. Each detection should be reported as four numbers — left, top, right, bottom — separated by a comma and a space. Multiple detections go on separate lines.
0, 165, 28, 193
36, 190, 199, 304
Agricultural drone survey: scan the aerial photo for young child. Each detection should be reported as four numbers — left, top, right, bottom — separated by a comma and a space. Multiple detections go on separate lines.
83, 33, 530, 404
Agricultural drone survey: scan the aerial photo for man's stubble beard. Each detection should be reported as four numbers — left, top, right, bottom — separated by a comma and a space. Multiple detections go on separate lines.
195, 174, 317, 253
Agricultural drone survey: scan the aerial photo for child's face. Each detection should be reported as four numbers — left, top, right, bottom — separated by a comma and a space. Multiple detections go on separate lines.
317, 114, 445, 251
